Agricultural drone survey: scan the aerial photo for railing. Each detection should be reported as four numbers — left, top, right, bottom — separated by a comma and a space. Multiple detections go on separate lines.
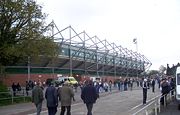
133, 89, 175, 115
0, 87, 31, 104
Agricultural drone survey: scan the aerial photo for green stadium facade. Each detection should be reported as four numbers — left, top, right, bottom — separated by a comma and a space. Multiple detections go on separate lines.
2, 22, 152, 86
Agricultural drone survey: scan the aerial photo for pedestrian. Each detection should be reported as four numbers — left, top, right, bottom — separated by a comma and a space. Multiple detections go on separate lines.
58, 81, 75, 115
151, 78, 155, 93
45, 82, 58, 115
103, 81, 109, 92
109, 80, 112, 92
11, 82, 16, 96
81, 80, 98, 115
25, 81, 30, 96
129, 78, 133, 91
142, 79, 148, 104
32, 82, 44, 115
17, 82, 21, 91
94, 82, 100, 98
160, 78, 170, 105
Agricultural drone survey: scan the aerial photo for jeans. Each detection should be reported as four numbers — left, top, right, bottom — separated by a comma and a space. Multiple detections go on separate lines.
86, 103, 93, 115
35, 102, 42, 115
143, 89, 147, 104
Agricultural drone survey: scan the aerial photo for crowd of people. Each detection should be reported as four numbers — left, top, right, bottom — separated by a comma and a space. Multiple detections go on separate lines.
11, 74, 175, 115
11, 82, 21, 96
32, 79, 98, 115
141, 75, 175, 105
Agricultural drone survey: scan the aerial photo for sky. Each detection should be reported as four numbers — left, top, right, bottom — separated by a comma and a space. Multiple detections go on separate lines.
36, 0, 180, 70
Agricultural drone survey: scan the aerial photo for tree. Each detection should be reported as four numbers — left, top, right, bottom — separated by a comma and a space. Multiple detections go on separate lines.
0, 0, 58, 66
147, 70, 159, 76
159, 65, 166, 74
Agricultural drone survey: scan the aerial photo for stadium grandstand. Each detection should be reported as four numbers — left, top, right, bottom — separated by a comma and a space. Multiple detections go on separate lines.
3, 21, 152, 86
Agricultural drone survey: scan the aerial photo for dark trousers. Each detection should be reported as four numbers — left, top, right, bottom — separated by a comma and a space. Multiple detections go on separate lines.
35, 102, 42, 115
60, 106, 71, 115
152, 85, 155, 93
143, 88, 147, 104
86, 103, 93, 115
160, 93, 167, 105
48, 107, 57, 115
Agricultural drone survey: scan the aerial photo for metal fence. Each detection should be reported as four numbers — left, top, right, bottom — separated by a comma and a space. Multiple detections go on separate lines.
0, 87, 31, 104
133, 89, 175, 115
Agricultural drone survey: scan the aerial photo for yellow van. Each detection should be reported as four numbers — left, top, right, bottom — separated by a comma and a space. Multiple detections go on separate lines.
57, 76, 78, 85
68, 77, 78, 85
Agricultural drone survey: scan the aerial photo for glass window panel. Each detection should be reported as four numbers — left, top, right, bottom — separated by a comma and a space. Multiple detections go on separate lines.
177, 74, 180, 85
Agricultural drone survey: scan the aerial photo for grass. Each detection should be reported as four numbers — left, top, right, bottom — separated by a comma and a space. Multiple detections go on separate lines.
0, 96, 31, 106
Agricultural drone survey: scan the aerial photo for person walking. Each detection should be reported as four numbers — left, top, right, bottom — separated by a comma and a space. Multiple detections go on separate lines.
45, 82, 58, 115
151, 78, 155, 93
142, 79, 148, 104
109, 80, 112, 92
32, 82, 44, 115
160, 78, 170, 105
81, 80, 98, 115
25, 81, 30, 96
58, 81, 74, 115
11, 82, 16, 96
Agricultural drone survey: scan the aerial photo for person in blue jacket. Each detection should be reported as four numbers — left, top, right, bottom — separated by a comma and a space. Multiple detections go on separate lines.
81, 80, 98, 115
45, 82, 58, 115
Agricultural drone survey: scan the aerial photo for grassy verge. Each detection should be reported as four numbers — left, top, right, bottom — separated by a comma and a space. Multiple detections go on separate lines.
0, 96, 31, 106
0, 81, 31, 106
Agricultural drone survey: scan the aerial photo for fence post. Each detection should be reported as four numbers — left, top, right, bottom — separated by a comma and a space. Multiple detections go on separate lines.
158, 98, 161, 113
145, 109, 148, 115
164, 95, 166, 107
170, 91, 172, 101
23, 88, 26, 102
11, 90, 14, 104
155, 103, 157, 115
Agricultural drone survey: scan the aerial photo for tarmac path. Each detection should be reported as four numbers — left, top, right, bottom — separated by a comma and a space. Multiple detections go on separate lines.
29, 87, 161, 115
0, 86, 163, 115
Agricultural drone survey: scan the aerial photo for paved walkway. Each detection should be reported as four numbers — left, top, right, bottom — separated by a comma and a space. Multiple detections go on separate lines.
158, 99, 180, 115
0, 86, 161, 115
2, 86, 179, 115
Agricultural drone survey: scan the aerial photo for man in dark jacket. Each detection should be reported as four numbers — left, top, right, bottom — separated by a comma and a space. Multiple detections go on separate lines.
45, 83, 58, 115
160, 78, 170, 105
32, 82, 44, 115
81, 80, 98, 115
151, 78, 155, 93
142, 79, 148, 104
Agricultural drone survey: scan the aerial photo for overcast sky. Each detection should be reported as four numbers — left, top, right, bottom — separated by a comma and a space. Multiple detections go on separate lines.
37, 0, 180, 70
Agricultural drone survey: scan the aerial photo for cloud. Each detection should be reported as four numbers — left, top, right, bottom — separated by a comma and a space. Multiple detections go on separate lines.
37, 0, 180, 70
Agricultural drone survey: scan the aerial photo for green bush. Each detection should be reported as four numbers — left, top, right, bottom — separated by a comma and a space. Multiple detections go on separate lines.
0, 81, 8, 92
0, 82, 11, 98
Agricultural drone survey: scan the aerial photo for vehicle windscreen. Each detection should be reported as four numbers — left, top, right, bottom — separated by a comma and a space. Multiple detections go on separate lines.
69, 78, 75, 81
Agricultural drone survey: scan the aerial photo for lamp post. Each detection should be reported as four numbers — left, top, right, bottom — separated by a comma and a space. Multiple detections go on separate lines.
28, 56, 30, 82
133, 38, 138, 78
133, 38, 138, 52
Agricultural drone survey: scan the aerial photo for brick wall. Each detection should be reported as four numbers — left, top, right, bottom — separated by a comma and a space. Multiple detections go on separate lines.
1, 74, 58, 87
